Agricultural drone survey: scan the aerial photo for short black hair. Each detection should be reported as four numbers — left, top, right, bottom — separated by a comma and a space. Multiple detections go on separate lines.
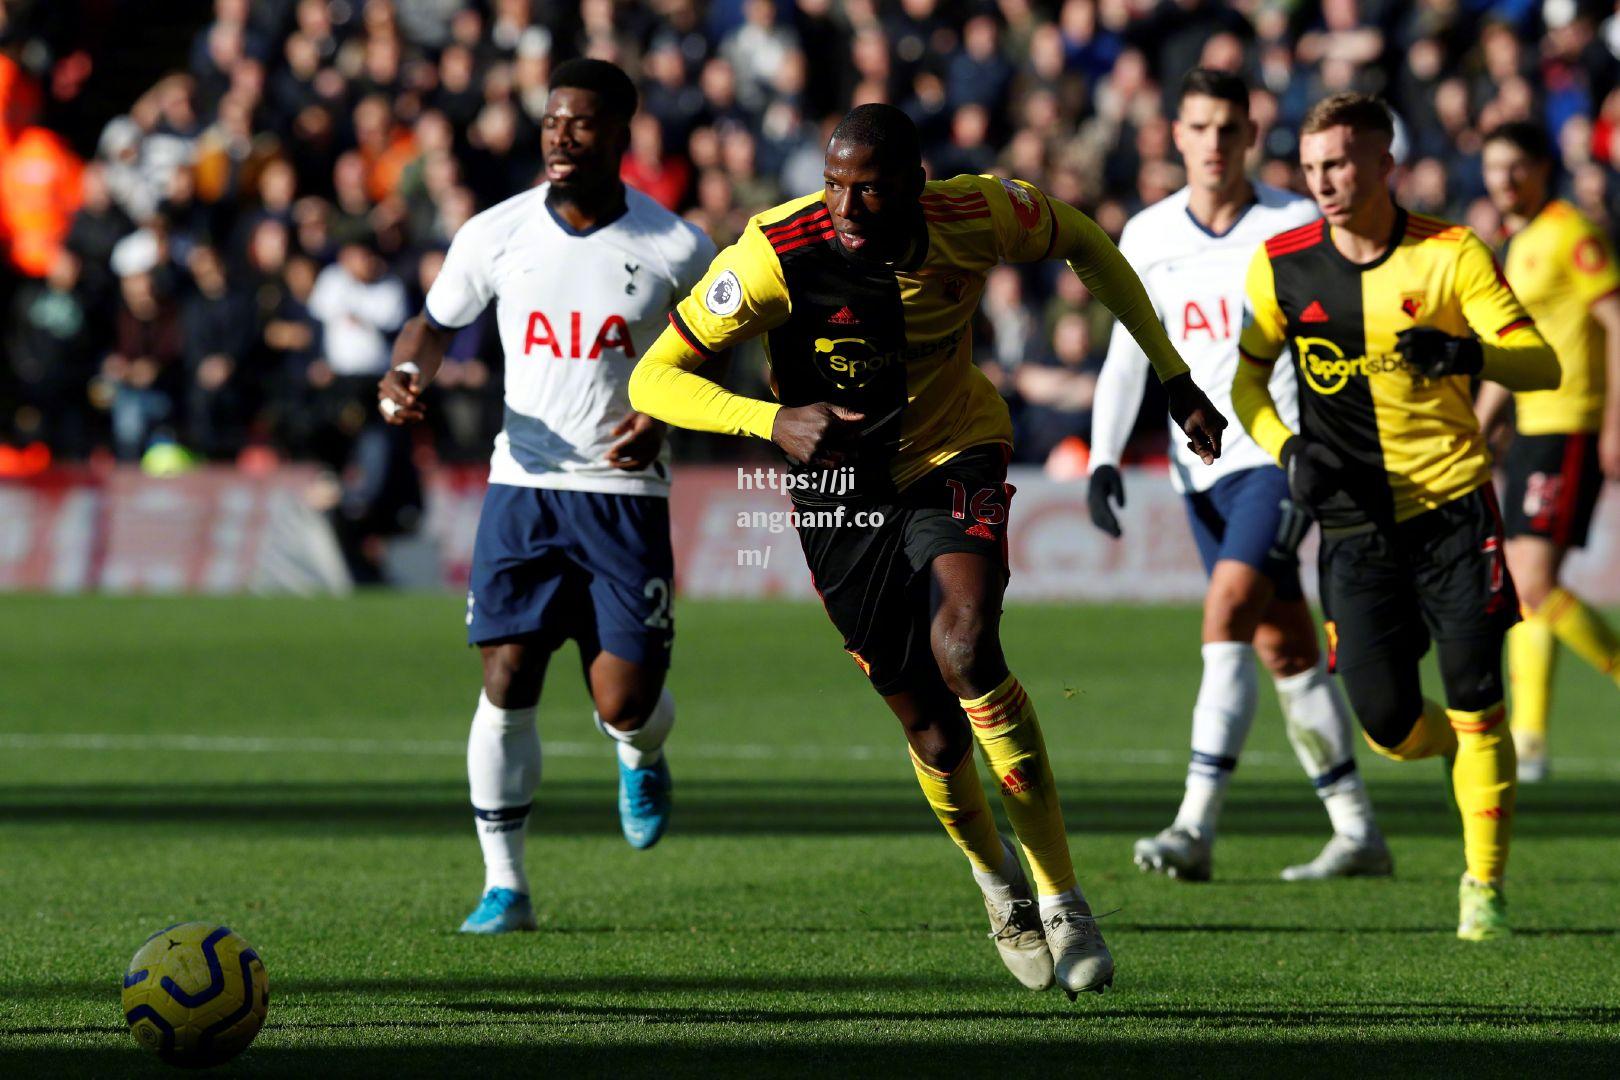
829, 103, 922, 171
1484, 121, 1554, 164
550, 58, 638, 121
1178, 67, 1249, 111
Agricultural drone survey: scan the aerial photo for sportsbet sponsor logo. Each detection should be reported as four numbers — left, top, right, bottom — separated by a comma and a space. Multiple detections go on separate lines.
812, 327, 966, 389
1294, 336, 1413, 395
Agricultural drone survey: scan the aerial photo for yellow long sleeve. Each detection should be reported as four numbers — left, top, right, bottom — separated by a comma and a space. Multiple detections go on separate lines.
1231, 354, 1295, 463
628, 324, 780, 440
1481, 322, 1560, 391
1047, 199, 1189, 383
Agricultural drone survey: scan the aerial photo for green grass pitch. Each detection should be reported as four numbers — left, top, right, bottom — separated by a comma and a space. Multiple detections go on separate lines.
1, 594, 1617, 1077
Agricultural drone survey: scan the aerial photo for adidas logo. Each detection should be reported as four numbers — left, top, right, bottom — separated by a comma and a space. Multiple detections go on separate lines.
966, 522, 995, 540
828, 306, 860, 325
1001, 766, 1033, 795
1300, 300, 1330, 323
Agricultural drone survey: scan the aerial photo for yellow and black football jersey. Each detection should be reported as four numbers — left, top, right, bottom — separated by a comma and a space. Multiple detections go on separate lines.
655, 174, 1066, 500
1237, 209, 1550, 525
1500, 199, 1620, 435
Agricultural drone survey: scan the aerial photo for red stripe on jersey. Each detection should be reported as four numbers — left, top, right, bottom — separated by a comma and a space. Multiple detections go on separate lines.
766, 221, 835, 252
921, 191, 989, 206
773, 228, 837, 254
1496, 317, 1534, 337
763, 212, 831, 242
1265, 220, 1325, 257
763, 210, 829, 234
668, 312, 715, 359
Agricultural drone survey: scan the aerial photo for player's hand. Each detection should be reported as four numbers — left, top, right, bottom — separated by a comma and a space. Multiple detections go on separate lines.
606, 411, 665, 471
377, 366, 426, 425
1087, 464, 1126, 538
1395, 327, 1483, 380
1164, 372, 1226, 465
1280, 435, 1346, 512
771, 403, 866, 467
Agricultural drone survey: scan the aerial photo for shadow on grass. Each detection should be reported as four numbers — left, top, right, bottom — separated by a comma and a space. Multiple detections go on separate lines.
3, 778, 1617, 838
4, 1035, 1618, 1079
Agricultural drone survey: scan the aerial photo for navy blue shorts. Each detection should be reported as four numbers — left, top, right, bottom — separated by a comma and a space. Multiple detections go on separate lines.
1181, 466, 1303, 601
466, 484, 674, 667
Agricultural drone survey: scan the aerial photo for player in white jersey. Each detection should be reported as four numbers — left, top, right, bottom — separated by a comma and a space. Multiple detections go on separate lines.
379, 60, 717, 933
1085, 70, 1389, 882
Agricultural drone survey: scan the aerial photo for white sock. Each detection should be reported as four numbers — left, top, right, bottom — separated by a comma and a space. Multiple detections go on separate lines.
467, 691, 541, 894
1273, 662, 1379, 842
1038, 887, 1087, 921
971, 835, 1022, 904
1173, 641, 1258, 837
595, 689, 676, 769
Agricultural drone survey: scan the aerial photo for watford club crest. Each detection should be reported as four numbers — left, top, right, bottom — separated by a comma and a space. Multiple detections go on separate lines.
1401, 293, 1424, 319
998, 177, 1042, 229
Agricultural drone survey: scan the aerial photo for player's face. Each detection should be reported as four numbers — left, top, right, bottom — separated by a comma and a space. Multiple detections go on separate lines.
1300, 124, 1393, 227
1173, 94, 1254, 192
1482, 140, 1547, 220
541, 88, 627, 191
823, 138, 924, 262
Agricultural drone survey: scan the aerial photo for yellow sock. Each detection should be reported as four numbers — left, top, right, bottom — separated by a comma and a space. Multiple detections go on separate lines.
961, 674, 1077, 896
908, 746, 1005, 874
1541, 587, 1620, 684
1448, 703, 1515, 883
1507, 612, 1556, 743
1363, 698, 1458, 761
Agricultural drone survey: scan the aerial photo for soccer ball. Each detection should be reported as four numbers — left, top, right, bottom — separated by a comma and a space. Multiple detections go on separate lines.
121, 922, 269, 1067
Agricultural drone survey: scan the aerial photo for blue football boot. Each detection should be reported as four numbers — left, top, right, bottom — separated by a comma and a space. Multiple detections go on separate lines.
458, 887, 538, 934
618, 756, 672, 850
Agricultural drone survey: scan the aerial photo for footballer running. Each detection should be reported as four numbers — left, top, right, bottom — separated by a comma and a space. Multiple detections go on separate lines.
1232, 93, 1559, 940
630, 102, 1226, 997
378, 60, 718, 933
1087, 68, 1388, 883
1476, 121, 1620, 782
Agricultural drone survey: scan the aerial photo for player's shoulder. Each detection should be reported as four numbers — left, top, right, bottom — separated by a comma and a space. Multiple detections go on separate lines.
1120, 188, 1190, 234
1261, 214, 1328, 260
623, 186, 717, 265
1403, 210, 1472, 247
1542, 198, 1607, 244
747, 191, 832, 257
921, 174, 1006, 226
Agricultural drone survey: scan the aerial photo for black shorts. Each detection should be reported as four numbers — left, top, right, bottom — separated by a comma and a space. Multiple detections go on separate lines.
797, 444, 1012, 695
1502, 431, 1604, 548
1320, 485, 1518, 673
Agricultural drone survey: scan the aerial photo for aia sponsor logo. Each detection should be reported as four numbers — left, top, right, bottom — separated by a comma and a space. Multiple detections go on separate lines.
523, 311, 637, 359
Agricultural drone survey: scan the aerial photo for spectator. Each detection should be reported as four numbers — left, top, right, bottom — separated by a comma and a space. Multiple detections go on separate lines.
102, 231, 183, 460
0, 124, 84, 277
181, 246, 255, 458
8, 250, 95, 455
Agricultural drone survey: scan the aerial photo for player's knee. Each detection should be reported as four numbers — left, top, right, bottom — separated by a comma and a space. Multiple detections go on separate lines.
906, 721, 972, 772
1438, 636, 1505, 712
1515, 577, 1553, 613
481, 646, 539, 709
1203, 580, 1266, 642
930, 614, 996, 695
592, 685, 656, 730
1341, 664, 1423, 750
1257, 643, 1316, 679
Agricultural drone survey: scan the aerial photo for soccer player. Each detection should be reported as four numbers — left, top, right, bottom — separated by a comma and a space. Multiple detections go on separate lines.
1087, 69, 1388, 883
1232, 93, 1558, 940
378, 60, 717, 933
629, 103, 1226, 997
1477, 122, 1620, 782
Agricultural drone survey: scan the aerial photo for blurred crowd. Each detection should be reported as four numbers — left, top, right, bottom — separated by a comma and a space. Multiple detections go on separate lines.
7, 0, 1620, 480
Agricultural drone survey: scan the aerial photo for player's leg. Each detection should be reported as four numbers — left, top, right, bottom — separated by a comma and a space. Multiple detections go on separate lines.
458, 485, 573, 933
883, 668, 1054, 992
1417, 488, 1520, 940
1504, 535, 1562, 779
795, 493, 1051, 990
569, 491, 678, 849
1258, 595, 1389, 881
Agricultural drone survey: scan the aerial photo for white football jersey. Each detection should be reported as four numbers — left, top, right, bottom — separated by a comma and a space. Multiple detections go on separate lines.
1090, 183, 1318, 493
426, 183, 717, 495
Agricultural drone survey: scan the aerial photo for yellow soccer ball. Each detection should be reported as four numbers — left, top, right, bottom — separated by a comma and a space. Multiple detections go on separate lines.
121, 922, 269, 1067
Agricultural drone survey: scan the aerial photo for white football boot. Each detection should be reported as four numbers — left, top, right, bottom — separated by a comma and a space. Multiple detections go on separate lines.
980, 836, 1055, 991
1279, 832, 1394, 881
1132, 823, 1213, 881
1046, 905, 1114, 999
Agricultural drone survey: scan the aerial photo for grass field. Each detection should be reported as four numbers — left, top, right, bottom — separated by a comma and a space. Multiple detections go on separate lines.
2, 594, 1617, 1077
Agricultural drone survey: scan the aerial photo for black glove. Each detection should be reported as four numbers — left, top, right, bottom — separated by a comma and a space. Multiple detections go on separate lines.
1087, 464, 1126, 538
1280, 436, 1346, 512
1395, 327, 1484, 380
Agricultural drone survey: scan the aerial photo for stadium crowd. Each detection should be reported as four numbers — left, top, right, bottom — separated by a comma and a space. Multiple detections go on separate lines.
4, 0, 1620, 476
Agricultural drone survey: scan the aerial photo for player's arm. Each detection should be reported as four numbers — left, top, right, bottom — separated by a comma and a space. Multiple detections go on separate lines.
1086, 288, 1155, 537
380, 218, 491, 424
628, 226, 865, 465
1473, 379, 1513, 438
1041, 195, 1225, 464
1396, 232, 1558, 391
1232, 246, 1345, 509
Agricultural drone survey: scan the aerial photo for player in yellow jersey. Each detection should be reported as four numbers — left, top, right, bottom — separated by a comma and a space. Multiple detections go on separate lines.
1476, 122, 1620, 782
630, 104, 1225, 997
1232, 94, 1559, 941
